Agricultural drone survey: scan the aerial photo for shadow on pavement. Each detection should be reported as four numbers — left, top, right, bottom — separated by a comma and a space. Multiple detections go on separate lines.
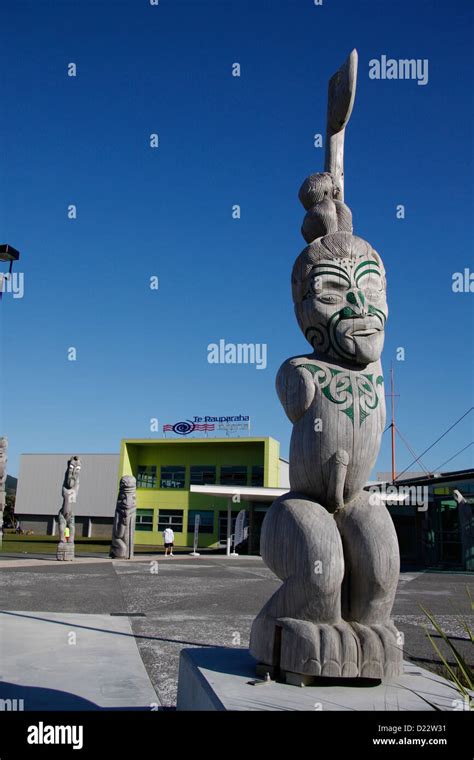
0, 681, 159, 711
0, 609, 229, 649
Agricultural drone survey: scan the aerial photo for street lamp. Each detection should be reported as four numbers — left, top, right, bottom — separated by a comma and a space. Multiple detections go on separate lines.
0, 244, 19, 540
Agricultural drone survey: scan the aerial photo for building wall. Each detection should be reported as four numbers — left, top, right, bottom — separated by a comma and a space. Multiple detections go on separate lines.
279, 459, 290, 489
120, 437, 280, 548
15, 454, 120, 517
15, 514, 113, 539
87, 517, 114, 538
15, 516, 50, 534
264, 438, 280, 487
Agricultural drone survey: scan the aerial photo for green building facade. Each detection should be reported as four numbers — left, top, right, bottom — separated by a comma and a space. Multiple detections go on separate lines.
119, 437, 280, 548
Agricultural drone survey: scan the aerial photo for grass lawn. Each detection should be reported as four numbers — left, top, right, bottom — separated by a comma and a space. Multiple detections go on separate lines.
1, 533, 110, 555
0, 533, 220, 556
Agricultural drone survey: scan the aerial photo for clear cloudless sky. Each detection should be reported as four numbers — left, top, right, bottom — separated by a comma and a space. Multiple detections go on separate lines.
0, 0, 473, 477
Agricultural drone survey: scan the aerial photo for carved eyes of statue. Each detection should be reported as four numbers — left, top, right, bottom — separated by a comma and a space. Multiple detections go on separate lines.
317, 293, 342, 305
310, 276, 342, 303
311, 275, 385, 303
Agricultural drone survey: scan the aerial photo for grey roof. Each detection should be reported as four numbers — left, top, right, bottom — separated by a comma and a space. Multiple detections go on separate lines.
15, 454, 120, 517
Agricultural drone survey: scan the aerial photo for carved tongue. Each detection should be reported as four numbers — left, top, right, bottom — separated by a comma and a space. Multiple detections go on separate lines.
325, 48, 358, 202
327, 49, 358, 132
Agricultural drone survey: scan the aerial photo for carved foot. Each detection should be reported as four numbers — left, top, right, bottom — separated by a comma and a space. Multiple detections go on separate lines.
278, 618, 360, 678
275, 618, 403, 681
350, 620, 403, 679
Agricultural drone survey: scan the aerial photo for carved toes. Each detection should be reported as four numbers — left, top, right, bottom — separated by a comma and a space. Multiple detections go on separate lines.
278, 618, 360, 678
350, 622, 403, 678
255, 617, 404, 682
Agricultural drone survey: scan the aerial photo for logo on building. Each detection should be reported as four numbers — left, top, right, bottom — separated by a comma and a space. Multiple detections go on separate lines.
163, 421, 214, 436
163, 416, 250, 436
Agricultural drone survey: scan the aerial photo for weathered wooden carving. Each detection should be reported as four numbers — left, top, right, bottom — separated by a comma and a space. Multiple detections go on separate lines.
109, 476, 136, 559
56, 456, 81, 561
250, 50, 402, 682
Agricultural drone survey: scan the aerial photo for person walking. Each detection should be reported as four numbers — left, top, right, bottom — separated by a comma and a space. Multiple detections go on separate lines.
163, 526, 175, 557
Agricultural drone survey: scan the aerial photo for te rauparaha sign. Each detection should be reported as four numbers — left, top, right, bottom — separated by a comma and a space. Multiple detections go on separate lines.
163, 415, 250, 436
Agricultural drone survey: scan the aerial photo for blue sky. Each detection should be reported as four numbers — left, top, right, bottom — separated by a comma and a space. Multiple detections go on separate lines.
0, 0, 473, 477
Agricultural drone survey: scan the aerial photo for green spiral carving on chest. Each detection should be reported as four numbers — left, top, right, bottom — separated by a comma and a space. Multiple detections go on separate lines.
300, 362, 383, 425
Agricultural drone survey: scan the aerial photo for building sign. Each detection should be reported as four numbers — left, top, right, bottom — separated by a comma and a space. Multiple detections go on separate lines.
163, 415, 250, 436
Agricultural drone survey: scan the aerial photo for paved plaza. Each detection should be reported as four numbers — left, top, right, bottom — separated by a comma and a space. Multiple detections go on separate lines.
0, 554, 472, 709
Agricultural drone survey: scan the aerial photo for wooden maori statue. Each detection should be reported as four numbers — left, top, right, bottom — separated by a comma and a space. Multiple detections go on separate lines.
109, 476, 136, 559
56, 455, 81, 561
250, 50, 403, 683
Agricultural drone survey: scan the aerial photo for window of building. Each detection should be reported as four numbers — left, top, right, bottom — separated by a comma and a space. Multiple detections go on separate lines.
158, 509, 184, 532
136, 509, 154, 532
220, 466, 248, 486
190, 465, 216, 485
251, 465, 264, 487
137, 466, 157, 489
160, 466, 186, 489
187, 510, 214, 534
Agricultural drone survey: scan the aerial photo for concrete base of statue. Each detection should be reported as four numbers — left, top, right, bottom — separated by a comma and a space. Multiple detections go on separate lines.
56, 541, 75, 561
176, 647, 466, 711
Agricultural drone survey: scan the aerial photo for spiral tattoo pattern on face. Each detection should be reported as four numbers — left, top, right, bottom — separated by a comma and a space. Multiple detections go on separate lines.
302, 256, 387, 362
305, 324, 330, 354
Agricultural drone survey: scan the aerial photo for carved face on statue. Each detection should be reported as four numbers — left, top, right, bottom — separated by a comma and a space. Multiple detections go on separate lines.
305, 255, 387, 363
117, 476, 136, 512
292, 232, 387, 366
64, 456, 81, 489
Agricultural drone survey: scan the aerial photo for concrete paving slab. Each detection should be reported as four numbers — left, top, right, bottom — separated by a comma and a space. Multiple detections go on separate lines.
0, 610, 158, 710
177, 648, 468, 711
0, 557, 113, 569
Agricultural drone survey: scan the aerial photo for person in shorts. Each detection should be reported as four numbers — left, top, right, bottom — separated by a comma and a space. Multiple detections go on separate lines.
163, 526, 175, 556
